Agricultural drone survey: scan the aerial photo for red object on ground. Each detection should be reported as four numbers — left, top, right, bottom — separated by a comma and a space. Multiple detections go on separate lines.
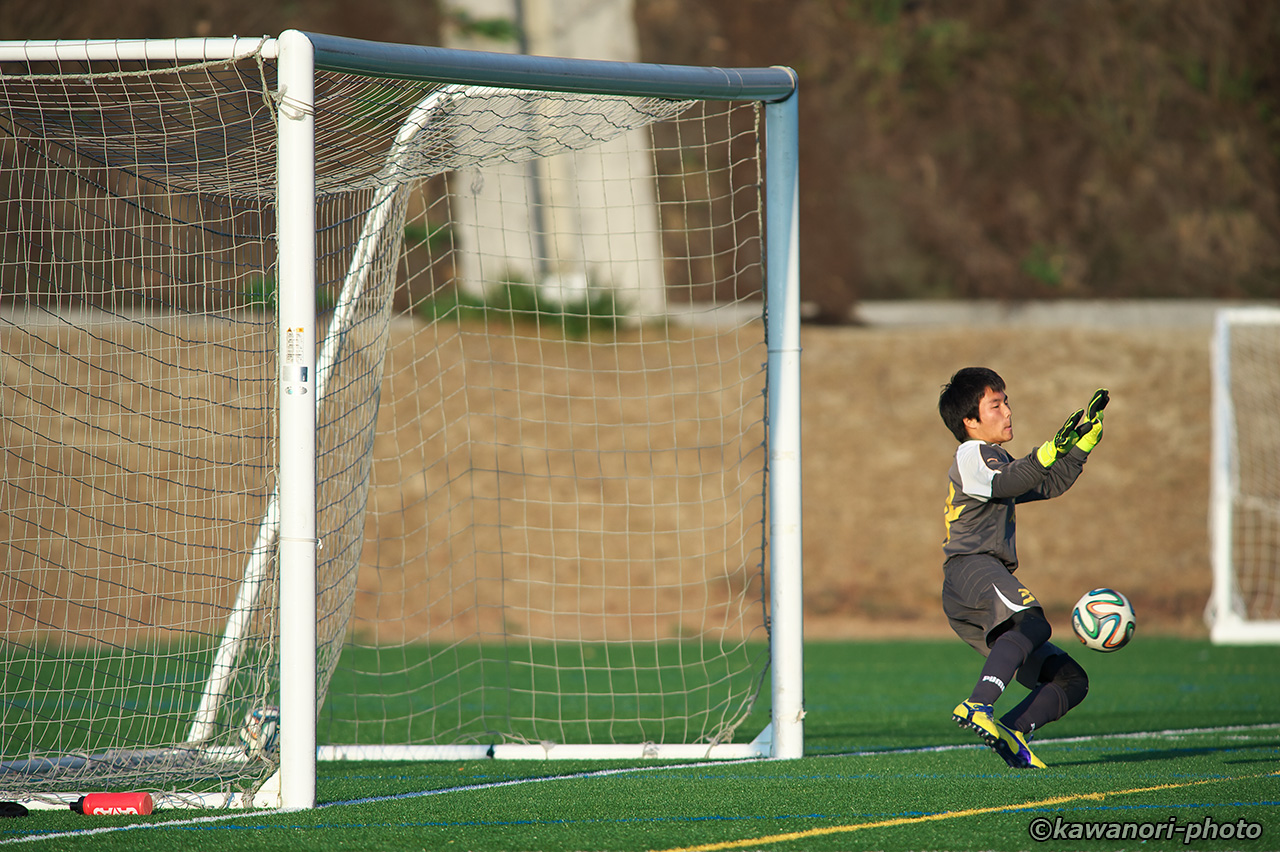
71, 793, 154, 815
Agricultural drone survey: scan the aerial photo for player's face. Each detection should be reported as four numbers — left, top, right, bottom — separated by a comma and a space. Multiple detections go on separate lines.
964, 386, 1013, 444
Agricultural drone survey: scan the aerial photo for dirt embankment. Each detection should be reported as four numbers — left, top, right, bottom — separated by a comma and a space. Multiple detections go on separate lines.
797, 320, 1212, 639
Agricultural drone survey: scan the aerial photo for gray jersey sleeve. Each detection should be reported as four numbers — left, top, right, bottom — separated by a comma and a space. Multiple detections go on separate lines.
942, 440, 1088, 569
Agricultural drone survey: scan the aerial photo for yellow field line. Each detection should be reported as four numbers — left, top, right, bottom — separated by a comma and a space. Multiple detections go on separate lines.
652, 770, 1279, 852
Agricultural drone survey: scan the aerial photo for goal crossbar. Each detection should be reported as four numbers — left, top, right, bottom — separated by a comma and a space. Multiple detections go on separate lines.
304, 32, 796, 101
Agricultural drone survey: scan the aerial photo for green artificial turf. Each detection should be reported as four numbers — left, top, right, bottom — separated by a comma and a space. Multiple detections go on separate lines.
4, 638, 1277, 851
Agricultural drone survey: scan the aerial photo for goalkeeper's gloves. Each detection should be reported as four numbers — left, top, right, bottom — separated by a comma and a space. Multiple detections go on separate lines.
1036, 408, 1084, 467
1085, 388, 1109, 420
1075, 388, 1109, 453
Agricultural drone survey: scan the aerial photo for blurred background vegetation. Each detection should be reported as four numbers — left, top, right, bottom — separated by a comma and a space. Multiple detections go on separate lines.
5, 0, 1277, 323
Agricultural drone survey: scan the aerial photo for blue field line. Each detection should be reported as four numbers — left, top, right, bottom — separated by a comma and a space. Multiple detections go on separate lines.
83, 798, 1280, 837
3, 722, 1277, 846
10, 793, 1280, 846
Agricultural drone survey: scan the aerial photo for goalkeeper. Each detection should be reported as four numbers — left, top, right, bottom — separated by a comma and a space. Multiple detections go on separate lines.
936, 367, 1107, 769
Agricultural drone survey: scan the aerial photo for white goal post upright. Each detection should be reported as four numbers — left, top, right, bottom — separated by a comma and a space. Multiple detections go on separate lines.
275, 29, 320, 811
0, 31, 801, 811
763, 92, 803, 761
1208, 307, 1280, 645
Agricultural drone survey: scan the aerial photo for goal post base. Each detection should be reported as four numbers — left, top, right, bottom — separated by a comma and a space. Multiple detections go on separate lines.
318, 726, 774, 762
1208, 616, 1280, 645
11, 788, 271, 812
0, 748, 284, 811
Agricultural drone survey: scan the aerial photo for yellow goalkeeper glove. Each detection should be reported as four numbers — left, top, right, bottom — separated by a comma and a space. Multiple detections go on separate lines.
1036, 408, 1084, 467
1075, 388, 1109, 453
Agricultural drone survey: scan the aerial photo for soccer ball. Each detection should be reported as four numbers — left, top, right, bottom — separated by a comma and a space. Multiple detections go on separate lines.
1071, 588, 1136, 652
238, 705, 280, 759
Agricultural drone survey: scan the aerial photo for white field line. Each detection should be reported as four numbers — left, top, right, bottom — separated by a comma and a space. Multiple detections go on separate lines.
832, 720, 1280, 758
4, 722, 1278, 846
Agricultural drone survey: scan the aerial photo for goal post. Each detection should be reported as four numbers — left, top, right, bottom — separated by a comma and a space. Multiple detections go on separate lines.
0, 31, 801, 811
1208, 307, 1280, 644
276, 29, 320, 810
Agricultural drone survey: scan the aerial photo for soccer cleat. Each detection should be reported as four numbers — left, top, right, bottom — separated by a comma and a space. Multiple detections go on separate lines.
951, 700, 1045, 769
1005, 726, 1047, 769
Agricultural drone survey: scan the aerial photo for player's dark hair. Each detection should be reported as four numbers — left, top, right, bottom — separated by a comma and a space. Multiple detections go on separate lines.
939, 367, 1005, 442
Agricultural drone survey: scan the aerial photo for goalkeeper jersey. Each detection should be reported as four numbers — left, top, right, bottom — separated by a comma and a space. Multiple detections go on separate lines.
943, 440, 1088, 570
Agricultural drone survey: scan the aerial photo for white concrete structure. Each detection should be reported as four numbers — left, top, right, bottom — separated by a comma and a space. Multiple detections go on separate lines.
442, 0, 666, 316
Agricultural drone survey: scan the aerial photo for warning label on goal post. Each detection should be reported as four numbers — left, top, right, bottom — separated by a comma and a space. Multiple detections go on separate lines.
284, 327, 304, 364
283, 327, 309, 394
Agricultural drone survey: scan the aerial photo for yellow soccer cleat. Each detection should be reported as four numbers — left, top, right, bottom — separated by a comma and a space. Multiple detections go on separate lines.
952, 700, 1046, 769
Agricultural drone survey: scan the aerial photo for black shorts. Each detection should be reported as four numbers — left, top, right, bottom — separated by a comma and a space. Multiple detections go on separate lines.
942, 553, 1069, 686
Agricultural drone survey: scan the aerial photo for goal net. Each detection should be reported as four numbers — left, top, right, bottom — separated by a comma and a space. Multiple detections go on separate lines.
1208, 307, 1280, 644
0, 33, 801, 808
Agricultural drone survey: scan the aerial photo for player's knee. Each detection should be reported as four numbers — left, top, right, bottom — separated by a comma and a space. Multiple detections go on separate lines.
1046, 655, 1089, 708
1009, 607, 1052, 649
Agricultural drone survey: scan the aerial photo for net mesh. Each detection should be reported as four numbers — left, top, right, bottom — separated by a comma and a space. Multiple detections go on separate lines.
0, 41, 771, 801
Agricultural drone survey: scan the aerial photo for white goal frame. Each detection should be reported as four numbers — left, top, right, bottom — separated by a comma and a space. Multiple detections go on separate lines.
1208, 306, 1280, 645
0, 31, 802, 811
